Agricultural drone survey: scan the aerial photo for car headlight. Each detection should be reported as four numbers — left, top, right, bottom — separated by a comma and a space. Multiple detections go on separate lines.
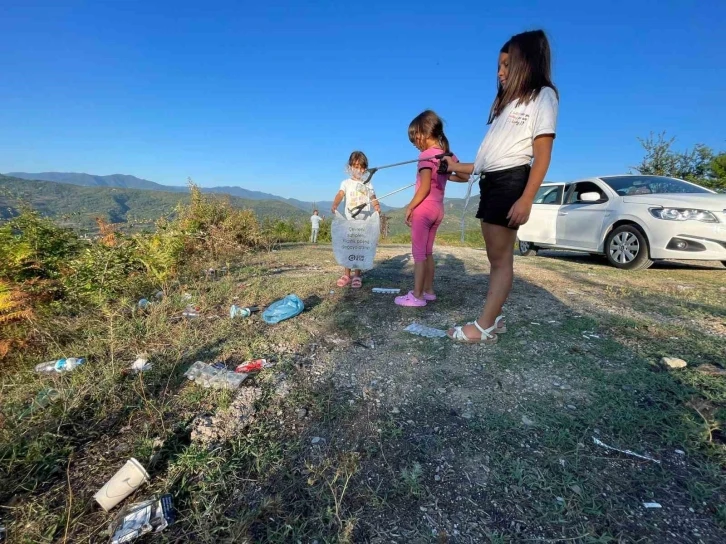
648, 207, 719, 223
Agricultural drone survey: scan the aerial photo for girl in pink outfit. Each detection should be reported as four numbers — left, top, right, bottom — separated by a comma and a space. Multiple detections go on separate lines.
395, 111, 464, 307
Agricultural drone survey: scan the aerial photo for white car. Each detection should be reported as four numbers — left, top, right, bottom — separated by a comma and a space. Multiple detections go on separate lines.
517, 175, 726, 270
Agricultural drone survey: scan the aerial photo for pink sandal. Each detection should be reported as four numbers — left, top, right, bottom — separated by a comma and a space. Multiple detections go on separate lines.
351, 276, 363, 289
336, 275, 351, 287
394, 291, 427, 307
423, 292, 437, 302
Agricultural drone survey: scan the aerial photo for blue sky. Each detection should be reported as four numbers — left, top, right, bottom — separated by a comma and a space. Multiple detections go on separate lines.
1, 0, 724, 206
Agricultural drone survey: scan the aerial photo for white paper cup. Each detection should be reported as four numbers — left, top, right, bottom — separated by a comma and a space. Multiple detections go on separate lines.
94, 458, 150, 511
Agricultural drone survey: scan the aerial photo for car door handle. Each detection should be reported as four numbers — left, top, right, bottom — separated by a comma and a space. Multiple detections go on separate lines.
558, 212, 568, 216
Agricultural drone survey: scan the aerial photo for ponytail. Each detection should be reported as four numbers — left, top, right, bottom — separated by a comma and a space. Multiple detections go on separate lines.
408, 110, 450, 153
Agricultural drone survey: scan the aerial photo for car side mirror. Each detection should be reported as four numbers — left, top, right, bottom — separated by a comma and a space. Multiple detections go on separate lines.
580, 192, 602, 203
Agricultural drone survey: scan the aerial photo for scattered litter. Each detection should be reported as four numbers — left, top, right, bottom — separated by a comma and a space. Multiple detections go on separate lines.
643, 502, 662, 509
372, 287, 401, 294
404, 323, 447, 338
184, 361, 247, 390
181, 305, 200, 318
130, 354, 152, 373
521, 415, 535, 427
230, 305, 259, 318
181, 293, 193, 301
19, 388, 60, 418
566, 405, 577, 411
592, 437, 661, 464
235, 359, 271, 374
138, 298, 151, 309
35, 357, 85, 373
311, 437, 324, 445
329, 290, 335, 295
530, 322, 541, 326
95, 458, 150, 512
154, 291, 164, 300
675, 449, 685, 455
660, 357, 687, 370
109, 494, 174, 544
694, 363, 726, 376
296, 408, 308, 419
262, 294, 304, 324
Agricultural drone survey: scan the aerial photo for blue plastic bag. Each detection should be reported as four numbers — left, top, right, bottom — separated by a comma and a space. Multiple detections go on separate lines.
262, 294, 305, 324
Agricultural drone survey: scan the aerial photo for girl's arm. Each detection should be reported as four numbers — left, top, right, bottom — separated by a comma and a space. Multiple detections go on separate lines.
331, 190, 345, 213
507, 134, 554, 227
370, 193, 381, 213
448, 172, 470, 183
442, 157, 475, 175
404, 169, 432, 224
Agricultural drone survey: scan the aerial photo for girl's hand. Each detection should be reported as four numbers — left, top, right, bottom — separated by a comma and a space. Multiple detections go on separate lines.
405, 207, 414, 227
507, 197, 533, 228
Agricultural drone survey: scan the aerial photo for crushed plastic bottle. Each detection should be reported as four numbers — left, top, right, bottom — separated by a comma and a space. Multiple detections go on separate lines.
404, 323, 447, 338
138, 298, 151, 309
182, 305, 200, 318
35, 357, 85, 373
230, 305, 260, 319
19, 388, 60, 418
372, 288, 401, 294
184, 361, 246, 390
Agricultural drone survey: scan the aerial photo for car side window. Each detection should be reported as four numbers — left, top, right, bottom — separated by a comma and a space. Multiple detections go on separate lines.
533, 185, 564, 205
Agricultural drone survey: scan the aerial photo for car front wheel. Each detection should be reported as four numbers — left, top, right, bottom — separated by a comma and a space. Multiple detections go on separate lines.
518, 239, 538, 256
605, 225, 652, 271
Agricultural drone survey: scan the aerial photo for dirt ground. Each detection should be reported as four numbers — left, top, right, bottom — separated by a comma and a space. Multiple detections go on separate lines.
1, 244, 724, 543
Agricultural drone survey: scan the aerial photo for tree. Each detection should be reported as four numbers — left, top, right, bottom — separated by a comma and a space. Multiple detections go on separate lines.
633, 132, 726, 191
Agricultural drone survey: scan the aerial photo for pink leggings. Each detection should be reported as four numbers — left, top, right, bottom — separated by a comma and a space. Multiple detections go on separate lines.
411, 202, 444, 263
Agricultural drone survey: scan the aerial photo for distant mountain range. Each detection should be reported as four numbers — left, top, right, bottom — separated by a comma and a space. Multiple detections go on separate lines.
0, 174, 308, 232
5, 171, 393, 213
1, 171, 479, 236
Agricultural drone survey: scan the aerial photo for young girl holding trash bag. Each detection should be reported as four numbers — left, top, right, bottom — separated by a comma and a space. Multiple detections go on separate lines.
394, 110, 465, 307
441, 30, 559, 342
331, 151, 381, 289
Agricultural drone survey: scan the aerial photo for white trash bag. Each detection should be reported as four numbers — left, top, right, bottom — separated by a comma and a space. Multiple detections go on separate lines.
331, 211, 380, 271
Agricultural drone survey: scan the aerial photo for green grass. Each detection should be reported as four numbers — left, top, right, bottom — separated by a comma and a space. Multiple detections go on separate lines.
1, 244, 725, 542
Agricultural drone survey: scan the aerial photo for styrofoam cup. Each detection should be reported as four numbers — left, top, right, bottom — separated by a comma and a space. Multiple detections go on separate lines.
93, 458, 150, 511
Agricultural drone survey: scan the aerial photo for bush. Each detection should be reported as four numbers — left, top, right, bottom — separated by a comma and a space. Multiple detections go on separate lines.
0, 209, 81, 283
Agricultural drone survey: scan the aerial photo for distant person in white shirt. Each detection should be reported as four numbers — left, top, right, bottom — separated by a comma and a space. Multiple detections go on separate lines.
310, 210, 322, 243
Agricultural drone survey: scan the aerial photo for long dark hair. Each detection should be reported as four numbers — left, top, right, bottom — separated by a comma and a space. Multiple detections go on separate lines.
408, 110, 450, 152
488, 30, 558, 124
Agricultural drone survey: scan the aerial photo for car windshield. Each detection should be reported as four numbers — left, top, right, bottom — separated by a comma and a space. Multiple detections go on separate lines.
601, 176, 711, 196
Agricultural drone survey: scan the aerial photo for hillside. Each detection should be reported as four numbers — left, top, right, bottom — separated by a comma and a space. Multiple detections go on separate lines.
384, 196, 482, 236
6, 171, 392, 214
0, 175, 307, 232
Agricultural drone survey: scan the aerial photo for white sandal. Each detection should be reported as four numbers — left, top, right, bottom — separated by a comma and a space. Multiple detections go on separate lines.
448, 320, 498, 345
465, 315, 507, 334
494, 315, 507, 334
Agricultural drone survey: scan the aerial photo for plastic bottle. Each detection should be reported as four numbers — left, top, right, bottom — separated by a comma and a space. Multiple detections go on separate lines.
138, 298, 151, 309
35, 357, 86, 373
230, 305, 260, 318
404, 323, 447, 338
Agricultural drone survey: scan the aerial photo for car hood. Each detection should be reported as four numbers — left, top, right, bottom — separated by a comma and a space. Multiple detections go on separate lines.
621, 193, 726, 211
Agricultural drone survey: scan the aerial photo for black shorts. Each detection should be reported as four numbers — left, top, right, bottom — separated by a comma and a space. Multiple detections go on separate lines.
475, 164, 531, 230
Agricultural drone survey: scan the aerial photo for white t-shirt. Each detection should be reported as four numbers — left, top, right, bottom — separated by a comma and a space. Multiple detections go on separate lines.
473, 87, 558, 174
339, 178, 375, 219
310, 215, 322, 229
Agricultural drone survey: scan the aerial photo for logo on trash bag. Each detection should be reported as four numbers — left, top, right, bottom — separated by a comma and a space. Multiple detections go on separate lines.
348, 255, 365, 262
